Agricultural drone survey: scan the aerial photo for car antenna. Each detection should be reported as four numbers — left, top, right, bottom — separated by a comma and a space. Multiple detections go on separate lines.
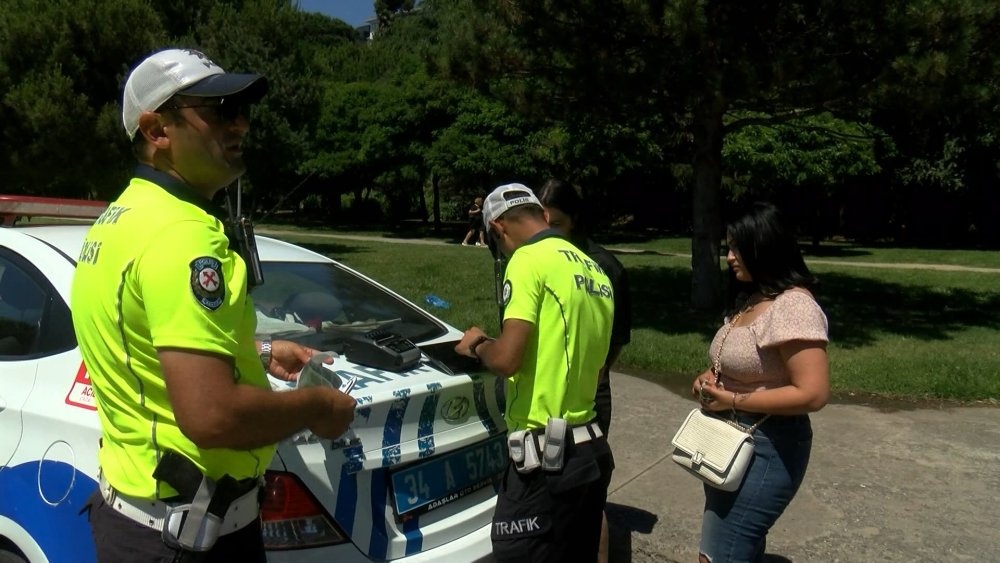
254, 171, 316, 223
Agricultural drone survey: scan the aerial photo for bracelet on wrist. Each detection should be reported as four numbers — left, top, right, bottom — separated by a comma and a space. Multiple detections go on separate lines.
259, 338, 273, 371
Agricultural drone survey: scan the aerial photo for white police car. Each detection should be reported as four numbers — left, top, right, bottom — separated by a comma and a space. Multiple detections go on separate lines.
0, 196, 506, 563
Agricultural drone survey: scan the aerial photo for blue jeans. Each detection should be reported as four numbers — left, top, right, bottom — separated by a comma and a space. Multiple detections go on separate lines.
699, 413, 813, 563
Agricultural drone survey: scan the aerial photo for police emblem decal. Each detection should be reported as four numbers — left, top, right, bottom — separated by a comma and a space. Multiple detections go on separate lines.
190, 256, 225, 310
502, 280, 512, 306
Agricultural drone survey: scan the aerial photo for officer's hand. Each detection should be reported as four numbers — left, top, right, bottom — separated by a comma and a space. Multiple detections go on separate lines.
455, 327, 488, 358
270, 340, 330, 382
308, 387, 357, 439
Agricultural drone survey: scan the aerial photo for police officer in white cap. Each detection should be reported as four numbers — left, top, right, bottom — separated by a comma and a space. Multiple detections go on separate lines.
73, 48, 356, 562
456, 183, 615, 562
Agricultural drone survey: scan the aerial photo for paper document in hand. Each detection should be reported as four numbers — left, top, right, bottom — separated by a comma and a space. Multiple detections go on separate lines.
295, 352, 357, 397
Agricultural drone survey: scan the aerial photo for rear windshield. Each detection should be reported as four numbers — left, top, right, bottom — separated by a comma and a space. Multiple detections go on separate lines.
252, 261, 447, 350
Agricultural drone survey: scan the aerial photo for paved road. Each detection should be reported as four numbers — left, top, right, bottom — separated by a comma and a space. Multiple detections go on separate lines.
257, 230, 1000, 274
605, 373, 1000, 562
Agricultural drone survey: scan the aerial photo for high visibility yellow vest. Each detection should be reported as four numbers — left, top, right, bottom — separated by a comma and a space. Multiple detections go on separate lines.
72, 169, 273, 499
501, 232, 614, 432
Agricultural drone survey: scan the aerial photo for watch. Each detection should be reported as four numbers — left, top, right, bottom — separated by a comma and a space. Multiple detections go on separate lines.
259, 338, 273, 371
469, 335, 494, 360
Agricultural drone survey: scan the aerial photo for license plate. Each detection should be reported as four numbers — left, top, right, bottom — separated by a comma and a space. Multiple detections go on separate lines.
390, 433, 507, 518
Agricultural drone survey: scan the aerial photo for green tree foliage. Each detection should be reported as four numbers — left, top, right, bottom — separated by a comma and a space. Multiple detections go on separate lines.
427, 92, 541, 187
420, 0, 678, 228
0, 0, 162, 198
723, 113, 886, 245
724, 115, 881, 191
422, 0, 1000, 307
375, 0, 416, 32
302, 13, 446, 222
0, 0, 996, 260
302, 6, 545, 225
185, 1, 359, 214
864, 0, 1000, 245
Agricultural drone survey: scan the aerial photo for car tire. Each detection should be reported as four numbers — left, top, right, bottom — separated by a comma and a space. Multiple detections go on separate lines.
0, 550, 27, 563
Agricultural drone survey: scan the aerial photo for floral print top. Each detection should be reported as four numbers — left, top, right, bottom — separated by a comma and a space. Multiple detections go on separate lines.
709, 289, 829, 393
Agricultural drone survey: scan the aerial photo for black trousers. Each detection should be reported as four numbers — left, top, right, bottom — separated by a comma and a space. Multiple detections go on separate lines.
491, 436, 614, 563
593, 376, 613, 437
85, 490, 266, 563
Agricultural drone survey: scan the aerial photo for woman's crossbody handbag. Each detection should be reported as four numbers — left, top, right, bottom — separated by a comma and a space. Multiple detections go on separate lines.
670, 309, 769, 491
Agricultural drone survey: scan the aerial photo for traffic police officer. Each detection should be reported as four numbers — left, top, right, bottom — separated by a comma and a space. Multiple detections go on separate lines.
456, 183, 615, 562
72, 48, 356, 562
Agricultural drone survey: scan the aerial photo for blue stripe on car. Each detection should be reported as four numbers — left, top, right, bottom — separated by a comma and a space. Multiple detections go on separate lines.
473, 379, 497, 434
403, 514, 424, 555
334, 456, 360, 535
0, 461, 97, 563
381, 388, 410, 467
367, 468, 390, 559
418, 383, 441, 459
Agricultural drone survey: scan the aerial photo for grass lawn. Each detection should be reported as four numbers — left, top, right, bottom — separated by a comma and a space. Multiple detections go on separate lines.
266, 230, 1000, 404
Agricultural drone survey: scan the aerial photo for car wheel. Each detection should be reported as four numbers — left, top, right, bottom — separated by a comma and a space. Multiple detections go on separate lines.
0, 549, 27, 563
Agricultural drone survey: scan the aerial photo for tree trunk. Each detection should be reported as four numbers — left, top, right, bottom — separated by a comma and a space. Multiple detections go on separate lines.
418, 175, 429, 223
690, 97, 724, 311
432, 172, 442, 233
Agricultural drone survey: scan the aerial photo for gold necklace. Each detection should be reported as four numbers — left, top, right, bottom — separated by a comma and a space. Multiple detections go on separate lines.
711, 308, 746, 384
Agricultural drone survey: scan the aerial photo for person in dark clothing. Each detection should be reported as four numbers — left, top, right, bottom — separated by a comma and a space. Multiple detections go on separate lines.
537, 178, 632, 563
461, 196, 487, 246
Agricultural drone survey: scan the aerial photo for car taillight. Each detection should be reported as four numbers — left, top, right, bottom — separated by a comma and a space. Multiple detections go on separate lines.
261, 470, 349, 550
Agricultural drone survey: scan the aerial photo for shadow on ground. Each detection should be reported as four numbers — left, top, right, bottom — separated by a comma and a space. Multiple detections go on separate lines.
799, 243, 873, 258
818, 271, 1000, 348
605, 499, 793, 563
607, 503, 668, 563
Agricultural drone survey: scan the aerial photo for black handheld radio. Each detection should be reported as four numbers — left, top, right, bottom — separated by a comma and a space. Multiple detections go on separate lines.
226, 180, 264, 289
487, 229, 507, 331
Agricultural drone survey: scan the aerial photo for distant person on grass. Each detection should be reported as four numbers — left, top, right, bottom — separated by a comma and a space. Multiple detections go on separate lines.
460, 196, 486, 246
690, 201, 829, 562
537, 178, 631, 563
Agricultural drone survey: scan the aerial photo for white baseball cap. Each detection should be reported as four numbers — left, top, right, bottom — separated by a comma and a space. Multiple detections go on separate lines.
122, 48, 267, 139
482, 183, 543, 225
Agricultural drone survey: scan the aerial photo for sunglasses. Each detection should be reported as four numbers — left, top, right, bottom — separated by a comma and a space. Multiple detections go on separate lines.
163, 97, 251, 122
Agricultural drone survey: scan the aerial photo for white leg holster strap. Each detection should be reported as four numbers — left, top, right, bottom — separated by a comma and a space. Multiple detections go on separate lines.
99, 473, 259, 536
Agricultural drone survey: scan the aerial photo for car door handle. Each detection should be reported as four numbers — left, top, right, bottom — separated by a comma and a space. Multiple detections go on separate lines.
0, 397, 6, 412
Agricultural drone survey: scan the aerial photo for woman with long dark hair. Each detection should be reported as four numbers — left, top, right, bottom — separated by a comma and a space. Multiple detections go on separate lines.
690, 202, 830, 562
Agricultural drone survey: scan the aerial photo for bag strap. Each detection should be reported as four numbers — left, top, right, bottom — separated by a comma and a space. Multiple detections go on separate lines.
712, 306, 771, 432
716, 412, 770, 434
711, 309, 745, 386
